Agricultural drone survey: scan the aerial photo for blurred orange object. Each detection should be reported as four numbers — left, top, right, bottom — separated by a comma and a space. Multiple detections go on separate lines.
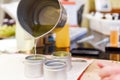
55, 23, 70, 51
110, 28, 119, 47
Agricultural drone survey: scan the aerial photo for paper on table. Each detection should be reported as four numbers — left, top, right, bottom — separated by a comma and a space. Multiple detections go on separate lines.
0, 54, 93, 80
68, 58, 93, 80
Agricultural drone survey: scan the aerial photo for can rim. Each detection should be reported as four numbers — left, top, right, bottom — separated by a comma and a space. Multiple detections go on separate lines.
44, 60, 66, 70
25, 55, 46, 62
52, 51, 71, 58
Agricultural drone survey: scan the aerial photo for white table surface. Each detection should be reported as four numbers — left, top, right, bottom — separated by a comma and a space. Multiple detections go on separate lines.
0, 54, 93, 80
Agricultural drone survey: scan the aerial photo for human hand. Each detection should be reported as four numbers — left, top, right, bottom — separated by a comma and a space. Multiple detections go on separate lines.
97, 61, 120, 80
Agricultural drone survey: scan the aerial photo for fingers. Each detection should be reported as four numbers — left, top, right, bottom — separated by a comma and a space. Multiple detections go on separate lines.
99, 66, 112, 78
97, 60, 111, 68
97, 61, 120, 80
102, 77, 110, 80
97, 60, 120, 68
97, 61, 106, 68
99, 65, 120, 80
101, 74, 120, 80
99, 65, 120, 78
111, 74, 120, 80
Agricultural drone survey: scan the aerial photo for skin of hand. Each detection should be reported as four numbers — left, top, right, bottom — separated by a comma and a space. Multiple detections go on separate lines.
97, 61, 120, 80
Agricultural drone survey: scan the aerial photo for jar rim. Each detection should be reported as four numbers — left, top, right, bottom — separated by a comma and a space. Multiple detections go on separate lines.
44, 60, 66, 70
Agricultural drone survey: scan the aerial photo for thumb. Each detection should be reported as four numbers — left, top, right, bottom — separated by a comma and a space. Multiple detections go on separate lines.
97, 60, 111, 68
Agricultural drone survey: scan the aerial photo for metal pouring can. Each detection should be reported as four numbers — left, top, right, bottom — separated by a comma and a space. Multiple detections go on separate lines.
51, 51, 72, 71
24, 54, 46, 78
44, 60, 67, 80
17, 0, 67, 38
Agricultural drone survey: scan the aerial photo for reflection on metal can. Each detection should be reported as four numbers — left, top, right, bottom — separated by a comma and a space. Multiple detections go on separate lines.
44, 60, 67, 80
24, 54, 46, 78
52, 51, 72, 71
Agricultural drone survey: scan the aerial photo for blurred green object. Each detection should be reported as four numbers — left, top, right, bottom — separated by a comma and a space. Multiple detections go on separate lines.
0, 25, 16, 38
